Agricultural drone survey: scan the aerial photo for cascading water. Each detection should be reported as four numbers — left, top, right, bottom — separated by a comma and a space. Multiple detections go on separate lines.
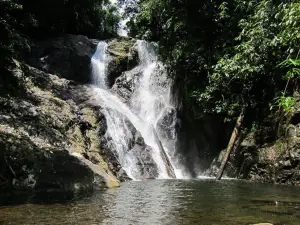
91, 42, 108, 89
130, 41, 190, 178
91, 40, 190, 180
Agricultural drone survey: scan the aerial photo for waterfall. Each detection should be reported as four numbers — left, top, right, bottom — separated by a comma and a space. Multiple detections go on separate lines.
90, 40, 190, 180
91, 42, 108, 89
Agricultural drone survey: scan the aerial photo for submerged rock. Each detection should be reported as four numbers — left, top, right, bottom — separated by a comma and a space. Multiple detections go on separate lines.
251, 224, 273, 225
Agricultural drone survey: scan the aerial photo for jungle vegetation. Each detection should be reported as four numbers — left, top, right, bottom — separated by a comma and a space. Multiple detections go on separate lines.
122, 0, 300, 139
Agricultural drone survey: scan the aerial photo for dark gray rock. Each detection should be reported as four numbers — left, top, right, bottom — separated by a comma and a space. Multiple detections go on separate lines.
156, 107, 177, 148
111, 67, 143, 102
117, 168, 131, 182
0, 132, 95, 193
28, 35, 97, 83
130, 145, 159, 180
97, 108, 159, 180
204, 132, 259, 179
35, 151, 96, 193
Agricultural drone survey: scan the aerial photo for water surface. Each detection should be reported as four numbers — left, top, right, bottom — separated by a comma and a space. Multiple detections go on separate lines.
1, 179, 300, 225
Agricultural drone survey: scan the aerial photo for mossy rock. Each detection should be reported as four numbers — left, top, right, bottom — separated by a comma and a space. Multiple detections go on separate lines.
106, 37, 138, 87
0, 60, 120, 194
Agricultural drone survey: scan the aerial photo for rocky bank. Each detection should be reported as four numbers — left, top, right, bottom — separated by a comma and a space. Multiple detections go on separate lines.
204, 111, 300, 186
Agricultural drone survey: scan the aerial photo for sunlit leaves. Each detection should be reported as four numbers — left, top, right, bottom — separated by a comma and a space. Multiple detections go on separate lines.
219, 2, 229, 19
276, 2, 300, 50
127, 0, 300, 122
200, 0, 299, 118
279, 58, 300, 80
272, 94, 296, 114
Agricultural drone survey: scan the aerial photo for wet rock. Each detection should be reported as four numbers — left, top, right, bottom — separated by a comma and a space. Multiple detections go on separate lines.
99, 136, 123, 178
156, 107, 177, 150
0, 60, 120, 193
71, 153, 120, 189
97, 108, 159, 180
251, 223, 273, 225
204, 149, 232, 177
117, 168, 131, 182
111, 67, 143, 102
130, 145, 159, 180
106, 37, 138, 88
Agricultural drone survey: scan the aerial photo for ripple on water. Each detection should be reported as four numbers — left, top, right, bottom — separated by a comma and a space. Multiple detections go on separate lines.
1, 179, 300, 225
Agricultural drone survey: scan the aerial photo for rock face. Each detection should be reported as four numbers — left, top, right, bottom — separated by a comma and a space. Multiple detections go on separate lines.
106, 37, 138, 88
156, 107, 177, 146
130, 145, 159, 180
246, 137, 300, 185
28, 35, 98, 83
205, 125, 300, 185
0, 47, 120, 193
111, 66, 143, 103
98, 108, 159, 181
122, 118, 159, 180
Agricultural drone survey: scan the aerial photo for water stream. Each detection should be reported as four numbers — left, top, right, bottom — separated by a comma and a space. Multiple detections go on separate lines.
90, 40, 188, 180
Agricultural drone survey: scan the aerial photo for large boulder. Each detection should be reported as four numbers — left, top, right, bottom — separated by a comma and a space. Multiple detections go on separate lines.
106, 37, 138, 88
0, 133, 95, 193
156, 107, 178, 146
129, 145, 159, 180
204, 127, 300, 185
0, 60, 120, 194
98, 108, 159, 180
28, 35, 97, 83
111, 66, 143, 103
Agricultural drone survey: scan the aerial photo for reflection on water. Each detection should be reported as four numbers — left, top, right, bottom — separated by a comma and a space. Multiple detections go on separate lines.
1, 179, 300, 225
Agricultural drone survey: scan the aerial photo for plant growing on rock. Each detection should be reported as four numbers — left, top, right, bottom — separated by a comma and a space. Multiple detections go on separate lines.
267, 148, 277, 183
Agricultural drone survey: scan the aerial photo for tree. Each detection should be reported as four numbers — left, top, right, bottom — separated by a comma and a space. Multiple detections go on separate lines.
19, 0, 120, 38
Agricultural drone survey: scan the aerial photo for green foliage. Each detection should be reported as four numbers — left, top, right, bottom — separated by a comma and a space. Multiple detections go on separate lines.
1, 0, 121, 71
18, 0, 120, 38
200, 1, 283, 115
125, 0, 248, 118
273, 95, 296, 114
279, 59, 300, 80
276, 2, 300, 49
270, 57, 300, 114
127, 0, 300, 127
251, 122, 258, 132
0, 1, 29, 68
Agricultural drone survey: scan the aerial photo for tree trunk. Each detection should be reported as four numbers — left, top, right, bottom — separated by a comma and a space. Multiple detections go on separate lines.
152, 127, 176, 178
216, 108, 246, 180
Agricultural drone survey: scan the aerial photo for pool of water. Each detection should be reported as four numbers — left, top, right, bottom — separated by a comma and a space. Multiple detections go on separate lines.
1, 179, 300, 224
